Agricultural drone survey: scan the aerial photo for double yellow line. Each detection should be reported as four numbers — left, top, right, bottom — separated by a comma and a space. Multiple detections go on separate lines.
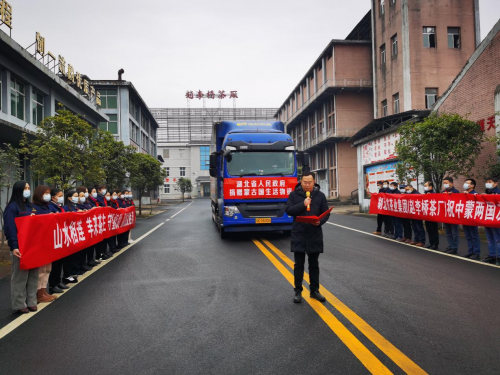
252, 238, 427, 375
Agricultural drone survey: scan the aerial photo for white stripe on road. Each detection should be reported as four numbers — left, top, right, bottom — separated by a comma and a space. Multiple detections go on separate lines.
326, 221, 500, 269
170, 201, 194, 219
0, 222, 165, 341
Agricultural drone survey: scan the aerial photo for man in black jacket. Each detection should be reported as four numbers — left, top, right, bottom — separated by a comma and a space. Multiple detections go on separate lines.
285, 172, 330, 304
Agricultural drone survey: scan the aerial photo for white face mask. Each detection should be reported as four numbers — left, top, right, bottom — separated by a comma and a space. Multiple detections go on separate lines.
423, 186, 430, 191
128, 195, 132, 199
463, 183, 470, 190
84, 192, 89, 198
101, 189, 107, 195
406, 190, 412, 194
23, 190, 31, 199
57, 196, 64, 205
43, 194, 51, 202
443, 183, 450, 189
105, 196, 111, 201
112, 195, 118, 200
383, 184, 388, 189
71, 196, 79, 204
80, 197, 86, 203
485, 183, 494, 189
92, 193, 97, 198
389, 186, 395, 190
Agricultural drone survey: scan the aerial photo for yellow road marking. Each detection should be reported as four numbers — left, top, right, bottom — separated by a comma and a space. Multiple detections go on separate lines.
0, 222, 165, 340
261, 238, 427, 375
251, 239, 393, 375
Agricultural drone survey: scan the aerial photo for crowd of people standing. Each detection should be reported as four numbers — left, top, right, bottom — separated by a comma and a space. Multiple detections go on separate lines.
3, 181, 135, 314
374, 176, 500, 265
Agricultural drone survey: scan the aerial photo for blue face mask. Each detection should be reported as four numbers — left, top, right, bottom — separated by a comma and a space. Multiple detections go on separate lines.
23, 190, 31, 199
71, 197, 79, 204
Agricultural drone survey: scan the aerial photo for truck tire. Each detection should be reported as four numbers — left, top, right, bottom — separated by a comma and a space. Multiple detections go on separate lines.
283, 230, 292, 236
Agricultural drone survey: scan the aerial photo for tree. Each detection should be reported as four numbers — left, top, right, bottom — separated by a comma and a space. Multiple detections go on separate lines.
395, 113, 485, 190
0, 144, 23, 260
88, 129, 135, 188
174, 177, 193, 202
20, 109, 97, 190
129, 153, 166, 215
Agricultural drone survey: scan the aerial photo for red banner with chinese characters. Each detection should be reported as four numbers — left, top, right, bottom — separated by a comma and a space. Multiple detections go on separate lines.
369, 193, 500, 228
15, 206, 136, 270
223, 177, 298, 199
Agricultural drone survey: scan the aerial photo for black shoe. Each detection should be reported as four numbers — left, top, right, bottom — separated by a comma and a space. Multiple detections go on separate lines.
101, 254, 110, 261
73, 270, 85, 276
111, 248, 121, 253
105, 251, 114, 257
445, 246, 451, 251
63, 277, 78, 284
429, 245, 438, 250
56, 283, 69, 290
463, 253, 474, 258
294, 291, 302, 304
445, 249, 457, 254
469, 254, 480, 260
310, 291, 326, 302
49, 286, 64, 294
81, 265, 92, 271
481, 256, 497, 264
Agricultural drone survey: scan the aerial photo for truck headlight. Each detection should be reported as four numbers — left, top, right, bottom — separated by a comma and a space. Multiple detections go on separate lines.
224, 206, 240, 217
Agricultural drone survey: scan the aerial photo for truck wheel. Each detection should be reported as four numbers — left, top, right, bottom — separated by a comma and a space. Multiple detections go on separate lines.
283, 230, 292, 236
220, 227, 228, 239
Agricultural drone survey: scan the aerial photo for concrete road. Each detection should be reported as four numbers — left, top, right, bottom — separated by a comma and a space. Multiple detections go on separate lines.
0, 200, 499, 375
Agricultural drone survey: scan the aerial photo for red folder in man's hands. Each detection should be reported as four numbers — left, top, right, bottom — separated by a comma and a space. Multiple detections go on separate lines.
296, 207, 333, 224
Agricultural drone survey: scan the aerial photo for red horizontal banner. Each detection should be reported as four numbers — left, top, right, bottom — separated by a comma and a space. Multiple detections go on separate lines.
223, 177, 297, 199
369, 193, 500, 228
15, 206, 136, 270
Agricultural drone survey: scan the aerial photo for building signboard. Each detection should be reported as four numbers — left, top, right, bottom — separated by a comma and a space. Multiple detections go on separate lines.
362, 132, 400, 166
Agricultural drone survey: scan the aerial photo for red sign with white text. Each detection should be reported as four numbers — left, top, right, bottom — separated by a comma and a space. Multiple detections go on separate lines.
223, 177, 297, 199
16, 206, 136, 270
369, 193, 500, 227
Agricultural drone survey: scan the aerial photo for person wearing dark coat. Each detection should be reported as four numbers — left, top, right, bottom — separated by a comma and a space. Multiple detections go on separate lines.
482, 177, 500, 265
423, 181, 440, 250
404, 185, 426, 246
387, 182, 403, 240
76, 186, 98, 270
442, 177, 460, 254
462, 178, 480, 260
285, 172, 330, 304
3, 181, 40, 313
94, 185, 111, 261
373, 181, 386, 236
62, 190, 87, 280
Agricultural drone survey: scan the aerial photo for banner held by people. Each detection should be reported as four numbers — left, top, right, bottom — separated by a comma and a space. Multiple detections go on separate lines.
370, 193, 500, 228
16, 206, 136, 270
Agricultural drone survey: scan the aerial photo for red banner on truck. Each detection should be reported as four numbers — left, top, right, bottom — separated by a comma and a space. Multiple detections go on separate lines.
223, 177, 297, 199
369, 193, 500, 227
15, 206, 136, 270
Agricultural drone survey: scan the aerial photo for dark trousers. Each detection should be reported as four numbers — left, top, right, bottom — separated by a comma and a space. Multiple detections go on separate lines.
384, 215, 394, 234
425, 221, 440, 246
402, 218, 412, 239
95, 240, 107, 258
392, 217, 403, 239
117, 231, 129, 247
107, 236, 117, 251
294, 252, 320, 293
86, 246, 95, 263
411, 220, 426, 243
49, 257, 71, 287
376, 214, 385, 232
463, 225, 480, 255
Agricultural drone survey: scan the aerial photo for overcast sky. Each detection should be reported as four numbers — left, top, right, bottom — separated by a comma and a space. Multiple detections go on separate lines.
7, 0, 500, 109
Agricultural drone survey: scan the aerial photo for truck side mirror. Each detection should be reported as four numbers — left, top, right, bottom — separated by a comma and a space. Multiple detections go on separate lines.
302, 153, 310, 167
210, 153, 217, 169
223, 149, 232, 162
209, 168, 217, 178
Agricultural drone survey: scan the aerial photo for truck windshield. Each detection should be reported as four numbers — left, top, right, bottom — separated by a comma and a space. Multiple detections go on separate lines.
226, 151, 295, 176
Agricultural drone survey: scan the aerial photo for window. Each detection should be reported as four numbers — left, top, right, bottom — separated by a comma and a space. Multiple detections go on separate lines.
163, 184, 170, 194
32, 89, 44, 125
10, 77, 25, 120
150, 140, 154, 155
180, 167, 186, 177
393, 93, 400, 114
164, 167, 170, 177
200, 146, 210, 170
448, 27, 460, 48
390, 0, 396, 6
423, 27, 436, 48
380, 44, 386, 65
380, 0, 385, 15
129, 98, 140, 120
382, 100, 388, 117
391, 34, 398, 57
99, 89, 117, 109
135, 124, 140, 144
425, 88, 438, 109
163, 149, 170, 158
99, 114, 118, 134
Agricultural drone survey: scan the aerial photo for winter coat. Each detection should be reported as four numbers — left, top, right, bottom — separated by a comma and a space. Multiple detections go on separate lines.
285, 183, 330, 254
49, 201, 65, 213
3, 201, 36, 251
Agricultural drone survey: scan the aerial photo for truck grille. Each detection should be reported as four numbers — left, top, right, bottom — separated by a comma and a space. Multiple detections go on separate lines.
237, 203, 286, 218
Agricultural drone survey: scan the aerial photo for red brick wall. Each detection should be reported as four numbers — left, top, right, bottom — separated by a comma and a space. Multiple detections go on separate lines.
334, 44, 372, 81
437, 29, 500, 192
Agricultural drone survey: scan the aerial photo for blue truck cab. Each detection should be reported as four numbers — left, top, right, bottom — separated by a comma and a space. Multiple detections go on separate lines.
209, 120, 309, 239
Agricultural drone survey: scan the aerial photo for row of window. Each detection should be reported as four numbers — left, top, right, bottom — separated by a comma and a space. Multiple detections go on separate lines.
163, 167, 186, 177
379, 0, 396, 16
423, 26, 461, 49
381, 88, 437, 116
5, 76, 45, 125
